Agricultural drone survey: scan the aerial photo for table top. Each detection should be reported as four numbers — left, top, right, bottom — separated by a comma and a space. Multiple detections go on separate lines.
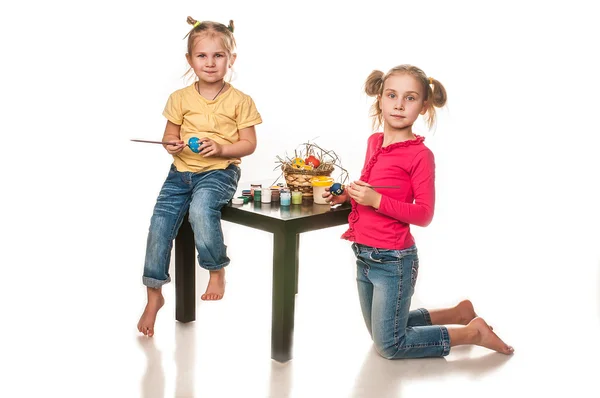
223, 199, 352, 221
222, 177, 352, 234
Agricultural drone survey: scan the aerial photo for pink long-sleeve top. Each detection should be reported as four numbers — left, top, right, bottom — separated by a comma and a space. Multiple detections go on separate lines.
341, 133, 435, 250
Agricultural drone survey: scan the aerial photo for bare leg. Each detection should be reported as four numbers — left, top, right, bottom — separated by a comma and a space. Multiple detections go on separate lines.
429, 299, 478, 326
448, 317, 514, 354
201, 269, 226, 301
137, 287, 165, 337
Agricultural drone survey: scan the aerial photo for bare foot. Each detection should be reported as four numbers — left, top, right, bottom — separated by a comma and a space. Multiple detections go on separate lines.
201, 269, 225, 301
456, 300, 477, 325
137, 289, 164, 337
456, 300, 493, 330
469, 317, 514, 354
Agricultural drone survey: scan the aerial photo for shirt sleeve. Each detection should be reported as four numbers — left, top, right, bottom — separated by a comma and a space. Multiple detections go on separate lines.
162, 91, 183, 125
376, 148, 435, 227
236, 96, 263, 130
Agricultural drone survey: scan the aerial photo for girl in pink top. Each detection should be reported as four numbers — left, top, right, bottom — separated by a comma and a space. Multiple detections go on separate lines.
323, 65, 514, 358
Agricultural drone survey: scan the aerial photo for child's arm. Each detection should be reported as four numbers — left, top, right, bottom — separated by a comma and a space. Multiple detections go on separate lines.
348, 149, 435, 227
220, 126, 257, 158
197, 126, 257, 158
161, 121, 185, 155
373, 149, 435, 227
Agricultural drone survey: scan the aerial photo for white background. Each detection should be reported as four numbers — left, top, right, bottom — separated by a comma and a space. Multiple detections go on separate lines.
1, 0, 599, 396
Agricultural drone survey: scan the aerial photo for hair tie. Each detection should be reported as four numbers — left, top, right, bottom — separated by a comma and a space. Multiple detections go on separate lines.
193, 21, 202, 28
429, 77, 434, 85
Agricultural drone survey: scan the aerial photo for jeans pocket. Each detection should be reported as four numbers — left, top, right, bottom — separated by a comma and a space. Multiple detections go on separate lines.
369, 249, 401, 263
227, 164, 241, 182
411, 257, 419, 288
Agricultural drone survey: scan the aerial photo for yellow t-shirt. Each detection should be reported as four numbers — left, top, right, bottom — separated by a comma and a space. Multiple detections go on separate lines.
163, 83, 262, 173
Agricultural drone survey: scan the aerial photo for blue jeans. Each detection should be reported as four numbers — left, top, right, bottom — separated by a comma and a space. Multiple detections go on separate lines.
143, 163, 241, 288
352, 243, 450, 359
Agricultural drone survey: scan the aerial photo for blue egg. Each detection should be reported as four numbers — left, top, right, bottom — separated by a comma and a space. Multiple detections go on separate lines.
188, 137, 201, 153
330, 182, 344, 196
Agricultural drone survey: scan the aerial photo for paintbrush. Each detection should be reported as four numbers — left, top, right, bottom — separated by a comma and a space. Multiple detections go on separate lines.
130, 139, 186, 146
366, 185, 401, 189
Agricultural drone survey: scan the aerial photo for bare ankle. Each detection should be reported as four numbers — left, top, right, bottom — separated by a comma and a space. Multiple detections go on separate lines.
209, 268, 225, 278
448, 323, 480, 347
147, 287, 164, 304
467, 322, 481, 342
455, 299, 477, 324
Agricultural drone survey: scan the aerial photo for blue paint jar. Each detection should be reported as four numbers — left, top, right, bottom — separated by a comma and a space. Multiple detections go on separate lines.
280, 189, 291, 206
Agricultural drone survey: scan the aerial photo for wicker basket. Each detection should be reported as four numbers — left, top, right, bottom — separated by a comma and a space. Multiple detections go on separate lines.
282, 163, 334, 195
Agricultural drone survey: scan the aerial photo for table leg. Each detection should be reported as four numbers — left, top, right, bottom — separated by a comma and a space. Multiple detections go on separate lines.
294, 234, 299, 294
175, 217, 196, 323
271, 228, 298, 362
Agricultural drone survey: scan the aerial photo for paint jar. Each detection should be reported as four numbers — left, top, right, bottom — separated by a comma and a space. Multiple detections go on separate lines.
250, 184, 262, 200
253, 189, 262, 203
261, 188, 272, 203
280, 189, 291, 206
311, 176, 334, 204
270, 187, 280, 202
291, 191, 303, 205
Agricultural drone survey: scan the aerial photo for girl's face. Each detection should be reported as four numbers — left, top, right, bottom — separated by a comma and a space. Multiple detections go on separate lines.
379, 73, 427, 132
186, 35, 236, 84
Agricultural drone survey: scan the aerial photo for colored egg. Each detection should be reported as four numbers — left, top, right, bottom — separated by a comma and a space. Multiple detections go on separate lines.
291, 157, 305, 169
330, 182, 344, 196
188, 137, 201, 153
305, 155, 320, 168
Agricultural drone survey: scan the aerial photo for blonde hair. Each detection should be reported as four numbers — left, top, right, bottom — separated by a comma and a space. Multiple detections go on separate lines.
364, 64, 447, 131
185, 17, 236, 55
183, 17, 236, 80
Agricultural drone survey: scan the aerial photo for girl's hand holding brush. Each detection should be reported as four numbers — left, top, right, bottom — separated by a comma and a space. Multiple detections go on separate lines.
164, 140, 186, 155
347, 180, 382, 209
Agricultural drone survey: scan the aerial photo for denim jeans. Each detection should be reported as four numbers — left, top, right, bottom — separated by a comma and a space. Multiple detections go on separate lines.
142, 163, 241, 288
352, 243, 450, 359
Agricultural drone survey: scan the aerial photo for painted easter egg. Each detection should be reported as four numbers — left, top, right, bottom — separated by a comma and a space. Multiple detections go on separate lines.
304, 155, 320, 168
291, 157, 305, 169
330, 182, 344, 196
188, 137, 201, 153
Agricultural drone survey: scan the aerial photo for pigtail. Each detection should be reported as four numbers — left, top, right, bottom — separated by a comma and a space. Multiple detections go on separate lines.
364, 70, 384, 131
423, 77, 447, 130
183, 17, 235, 47
364, 70, 384, 97
183, 16, 200, 39
428, 77, 447, 108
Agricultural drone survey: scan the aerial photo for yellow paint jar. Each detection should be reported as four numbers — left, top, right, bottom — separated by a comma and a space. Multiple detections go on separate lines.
311, 176, 334, 204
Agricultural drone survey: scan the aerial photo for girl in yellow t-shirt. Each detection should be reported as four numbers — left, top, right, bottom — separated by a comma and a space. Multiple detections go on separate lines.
138, 17, 262, 337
